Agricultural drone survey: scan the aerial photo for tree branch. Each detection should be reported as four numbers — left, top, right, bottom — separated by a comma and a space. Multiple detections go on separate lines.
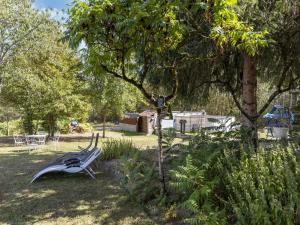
257, 60, 295, 116
0, 20, 43, 65
100, 63, 155, 105
165, 62, 178, 102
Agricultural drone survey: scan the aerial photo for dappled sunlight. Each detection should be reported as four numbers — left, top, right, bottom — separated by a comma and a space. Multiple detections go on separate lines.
0, 141, 156, 225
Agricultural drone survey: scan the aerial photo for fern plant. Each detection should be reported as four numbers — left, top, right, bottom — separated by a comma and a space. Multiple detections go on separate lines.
170, 151, 227, 225
119, 150, 159, 204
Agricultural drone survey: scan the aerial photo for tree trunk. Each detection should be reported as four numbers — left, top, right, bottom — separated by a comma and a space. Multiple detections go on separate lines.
6, 116, 9, 136
241, 54, 258, 148
102, 114, 106, 138
156, 108, 166, 194
47, 115, 56, 137
23, 113, 34, 134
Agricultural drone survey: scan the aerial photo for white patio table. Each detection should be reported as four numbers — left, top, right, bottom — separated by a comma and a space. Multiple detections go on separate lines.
25, 134, 46, 153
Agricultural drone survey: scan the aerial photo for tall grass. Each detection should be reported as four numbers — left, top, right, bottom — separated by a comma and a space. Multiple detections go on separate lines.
100, 138, 138, 160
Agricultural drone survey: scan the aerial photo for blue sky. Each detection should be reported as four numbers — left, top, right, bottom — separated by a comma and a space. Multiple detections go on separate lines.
33, 0, 72, 10
33, 0, 73, 22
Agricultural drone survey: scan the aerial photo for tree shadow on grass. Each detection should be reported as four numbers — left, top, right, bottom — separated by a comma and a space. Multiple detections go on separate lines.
0, 150, 156, 225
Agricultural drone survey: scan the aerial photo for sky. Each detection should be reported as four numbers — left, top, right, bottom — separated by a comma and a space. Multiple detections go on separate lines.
33, 0, 86, 50
33, 0, 72, 22
33, 0, 72, 10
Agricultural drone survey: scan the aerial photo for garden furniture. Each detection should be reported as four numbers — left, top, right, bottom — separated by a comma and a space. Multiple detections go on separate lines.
13, 135, 26, 147
30, 133, 100, 183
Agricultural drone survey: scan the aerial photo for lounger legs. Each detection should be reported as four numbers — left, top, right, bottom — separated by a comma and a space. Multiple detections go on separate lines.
88, 167, 96, 175
84, 168, 96, 179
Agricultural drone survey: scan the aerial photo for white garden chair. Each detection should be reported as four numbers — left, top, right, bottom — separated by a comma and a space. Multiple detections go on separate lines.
25, 135, 39, 153
13, 135, 26, 147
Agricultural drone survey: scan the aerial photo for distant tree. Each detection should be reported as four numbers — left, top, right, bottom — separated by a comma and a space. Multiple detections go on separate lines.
0, 106, 20, 136
86, 73, 146, 138
0, 0, 46, 73
1, 15, 90, 136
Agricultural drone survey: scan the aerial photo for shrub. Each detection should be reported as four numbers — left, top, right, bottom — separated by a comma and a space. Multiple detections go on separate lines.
118, 150, 159, 204
162, 128, 177, 149
221, 148, 300, 225
56, 119, 70, 134
56, 120, 94, 134
170, 149, 226, 225
0, 119, 23, 136
100, 139, 138, 160
170, 132, 300, 225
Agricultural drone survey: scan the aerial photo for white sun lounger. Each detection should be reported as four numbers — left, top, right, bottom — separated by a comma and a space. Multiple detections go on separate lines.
30, 133, 101, 183
54, 133, 95, 162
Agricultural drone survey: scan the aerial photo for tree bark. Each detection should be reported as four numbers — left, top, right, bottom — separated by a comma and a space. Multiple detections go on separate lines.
47, 115, 56, 137
102, 114, 106, 138
6, 116, 9, 136
23, 112, 34, 134
241, 54, 258, 148
156, 108, 166, 194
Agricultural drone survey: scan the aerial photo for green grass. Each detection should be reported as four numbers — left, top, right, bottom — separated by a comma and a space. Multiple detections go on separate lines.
0, 140, 157, 225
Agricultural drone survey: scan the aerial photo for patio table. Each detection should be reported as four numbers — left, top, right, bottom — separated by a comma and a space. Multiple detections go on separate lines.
25, 134, 47, 152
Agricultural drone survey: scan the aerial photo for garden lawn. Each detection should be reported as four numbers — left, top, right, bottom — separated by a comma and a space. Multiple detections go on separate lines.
0, 141, 157, 225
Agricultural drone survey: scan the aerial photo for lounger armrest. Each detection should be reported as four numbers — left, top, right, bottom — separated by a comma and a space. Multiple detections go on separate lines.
65, 158, 80, 166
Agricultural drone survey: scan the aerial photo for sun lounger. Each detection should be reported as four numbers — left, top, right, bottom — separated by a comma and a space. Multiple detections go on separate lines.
54, 133, 95, 162
30, 133, 101, 183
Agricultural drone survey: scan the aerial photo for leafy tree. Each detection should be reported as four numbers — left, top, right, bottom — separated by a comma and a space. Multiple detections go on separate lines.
87, 73, 146, 138
67, 0, 184, 193
1, 12, 90, 135
0, 0, 46, 73
174, 0, 300, 146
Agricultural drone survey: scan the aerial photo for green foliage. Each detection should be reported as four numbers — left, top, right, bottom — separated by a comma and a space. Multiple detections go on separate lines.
119, 150, 159, 204
221, 148, 300, 225
67, 0, 184, 98
0, 0, 47, 68
100, 139, 138, 160
170, 133, 300, 225
162, 128, 176, 149
0, 3, 91, 135
170, 137, 227, 225
86, 73, 146, 122
209, 0, 270, 56
0, 119, 23, 136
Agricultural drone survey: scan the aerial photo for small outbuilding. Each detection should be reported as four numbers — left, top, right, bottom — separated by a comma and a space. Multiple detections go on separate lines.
137, 110, 156, 134
119, 110, 156, 134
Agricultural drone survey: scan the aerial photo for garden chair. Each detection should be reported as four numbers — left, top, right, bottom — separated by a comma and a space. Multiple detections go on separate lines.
30, 133, 101, 183
25, 135, 39, 153
54, 133, 95, 162
13, 135, 26, 147
36, 136, 46, 145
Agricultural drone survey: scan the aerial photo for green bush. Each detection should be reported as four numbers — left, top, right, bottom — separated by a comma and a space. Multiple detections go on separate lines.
100, 139, 138, 160
170, 132, 300, 225
0, 119, 23, 136
221, 148, 300, 225
56, 119, 70, 134
162, 128, 177, 149
170, 144, 226, 225
56, 119, 94, 134
118, 150, 159, 204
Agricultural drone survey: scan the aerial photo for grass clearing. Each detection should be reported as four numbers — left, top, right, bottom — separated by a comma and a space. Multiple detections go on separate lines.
0, 138, 158, 225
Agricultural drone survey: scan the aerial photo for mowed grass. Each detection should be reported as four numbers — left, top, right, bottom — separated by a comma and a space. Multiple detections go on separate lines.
0, 137, 158, 225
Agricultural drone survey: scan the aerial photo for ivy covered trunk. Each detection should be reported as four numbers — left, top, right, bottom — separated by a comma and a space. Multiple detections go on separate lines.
241, 54, 258, 148
156, 108, 166, 194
